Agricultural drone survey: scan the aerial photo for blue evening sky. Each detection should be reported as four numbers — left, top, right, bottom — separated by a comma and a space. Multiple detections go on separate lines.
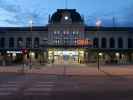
0, 0, 133, 27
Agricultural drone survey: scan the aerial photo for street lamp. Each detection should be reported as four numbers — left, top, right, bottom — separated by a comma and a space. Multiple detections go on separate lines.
42, 38, 48, 64
96, 18, 102, 71
29, 18, 33, 69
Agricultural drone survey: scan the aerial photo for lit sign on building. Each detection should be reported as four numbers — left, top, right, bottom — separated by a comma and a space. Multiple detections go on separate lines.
77, 39, 93, 46
7, 51, 22, 54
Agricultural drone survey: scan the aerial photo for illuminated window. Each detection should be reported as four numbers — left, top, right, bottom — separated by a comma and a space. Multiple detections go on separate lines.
64, 31, 69, 35
56, 40, 59, 44
54, 31, 57, 34
73, 31, 75, 35
75, 40, 77, 44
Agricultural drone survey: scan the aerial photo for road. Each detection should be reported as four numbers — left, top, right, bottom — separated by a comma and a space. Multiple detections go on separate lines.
0, 73, 133, 100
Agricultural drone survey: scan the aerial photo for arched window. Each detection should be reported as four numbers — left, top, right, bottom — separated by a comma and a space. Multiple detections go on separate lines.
9, 37, 14, 48
118, 37, 123, 48
34, 38, 40, 48
101, 38, 107, 48
93, 38, 99, 48
17, 38, 23, 48
26, 38, 32, 48
0, 37, 5, 48
109, 38, 115, 48
128, 38, 133, 48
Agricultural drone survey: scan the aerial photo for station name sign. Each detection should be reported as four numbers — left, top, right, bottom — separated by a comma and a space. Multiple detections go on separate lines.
7, 51, 22, 54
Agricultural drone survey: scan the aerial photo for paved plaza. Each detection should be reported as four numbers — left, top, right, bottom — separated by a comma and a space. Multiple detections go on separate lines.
0, 64, 133, 76
0, 64, 133, 100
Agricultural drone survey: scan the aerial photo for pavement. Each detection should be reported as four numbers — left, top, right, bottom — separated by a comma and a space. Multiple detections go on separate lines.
0, 64, 133, 76
0, 64, 133, 100
0, 72, 133, 100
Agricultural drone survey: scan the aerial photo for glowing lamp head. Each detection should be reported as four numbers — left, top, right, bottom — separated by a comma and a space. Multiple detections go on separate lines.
116, 53, 120, 57
99, 53, 103, 56
96, 19, 102, 27
64, 16, 69, 20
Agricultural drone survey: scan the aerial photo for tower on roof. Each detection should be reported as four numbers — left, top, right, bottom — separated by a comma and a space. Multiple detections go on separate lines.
49, 9, 84, 24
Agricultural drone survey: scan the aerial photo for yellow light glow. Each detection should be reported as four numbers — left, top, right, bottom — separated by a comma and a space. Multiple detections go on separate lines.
49, 51, 53, 54
30, 52, 35, 57
99, 53, 103, 56
116, 53, 120, 57
13, 53, 16, 57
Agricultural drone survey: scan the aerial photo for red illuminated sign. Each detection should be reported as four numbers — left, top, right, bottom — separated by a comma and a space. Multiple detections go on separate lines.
77, 39, 93, 46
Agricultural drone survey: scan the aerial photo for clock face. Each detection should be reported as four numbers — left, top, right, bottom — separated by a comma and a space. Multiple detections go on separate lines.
64, 16, 69, 20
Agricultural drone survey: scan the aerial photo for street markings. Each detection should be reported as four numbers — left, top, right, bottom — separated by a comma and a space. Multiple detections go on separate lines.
0, 75, 58, 96
24, 81, 56, 96
0, 80, 25, 96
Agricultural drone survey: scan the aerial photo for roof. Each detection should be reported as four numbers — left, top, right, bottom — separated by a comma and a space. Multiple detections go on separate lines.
50, 9, 84, 23
85, 26, 133, 32
0, 26, 133, 32
0, 26, 48, 32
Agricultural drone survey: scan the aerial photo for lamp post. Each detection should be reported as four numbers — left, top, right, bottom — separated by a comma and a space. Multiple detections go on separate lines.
22, 48, 27, 73
96, 18, 102, 71
20, 41, 25, 72
29, 19, 33, 69
40, 38, 48, 65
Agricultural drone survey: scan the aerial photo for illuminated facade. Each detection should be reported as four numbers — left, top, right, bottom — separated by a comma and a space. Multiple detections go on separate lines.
0, 9, 133, 65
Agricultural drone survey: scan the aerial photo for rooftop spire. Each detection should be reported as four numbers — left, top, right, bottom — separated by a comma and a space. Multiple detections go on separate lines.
65, 0, 68, 9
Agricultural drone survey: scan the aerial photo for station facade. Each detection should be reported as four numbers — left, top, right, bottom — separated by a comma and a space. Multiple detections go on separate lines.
0, 9, 133, 65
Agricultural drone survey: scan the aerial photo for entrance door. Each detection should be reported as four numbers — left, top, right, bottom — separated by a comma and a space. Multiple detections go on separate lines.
48, 49, 84, 64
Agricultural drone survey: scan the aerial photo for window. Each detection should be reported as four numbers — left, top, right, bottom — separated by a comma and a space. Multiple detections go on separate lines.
57, 40, 60, 45
93, 38, 99, 48
75, 39, 77, 45
128, 38, 133, 48
9, 37, 14, 48
0, 37, 5, 48
34, 38, 39, 48
73, 31, 75, 35
54, 31, 57, 34
109, 38, 115, 48
101, 38, 107, 48
17, 38, 23, 48
118, 37, 123, 48
26, 38, 32, 48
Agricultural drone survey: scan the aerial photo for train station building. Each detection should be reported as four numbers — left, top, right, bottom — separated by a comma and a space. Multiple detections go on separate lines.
0, 9, 133, 65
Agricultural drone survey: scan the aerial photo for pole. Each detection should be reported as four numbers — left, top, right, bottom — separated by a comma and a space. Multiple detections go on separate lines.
97, 52, 100, 71
64, 64, 66, 76
22, 52, 25, 74
97, 31, 100, 71
96, 18, 101, 71
29, 18, 33, 69
65, 0, 68, 9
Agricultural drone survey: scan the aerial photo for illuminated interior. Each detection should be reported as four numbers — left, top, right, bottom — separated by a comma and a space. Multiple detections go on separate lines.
48, 49, 85, 64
